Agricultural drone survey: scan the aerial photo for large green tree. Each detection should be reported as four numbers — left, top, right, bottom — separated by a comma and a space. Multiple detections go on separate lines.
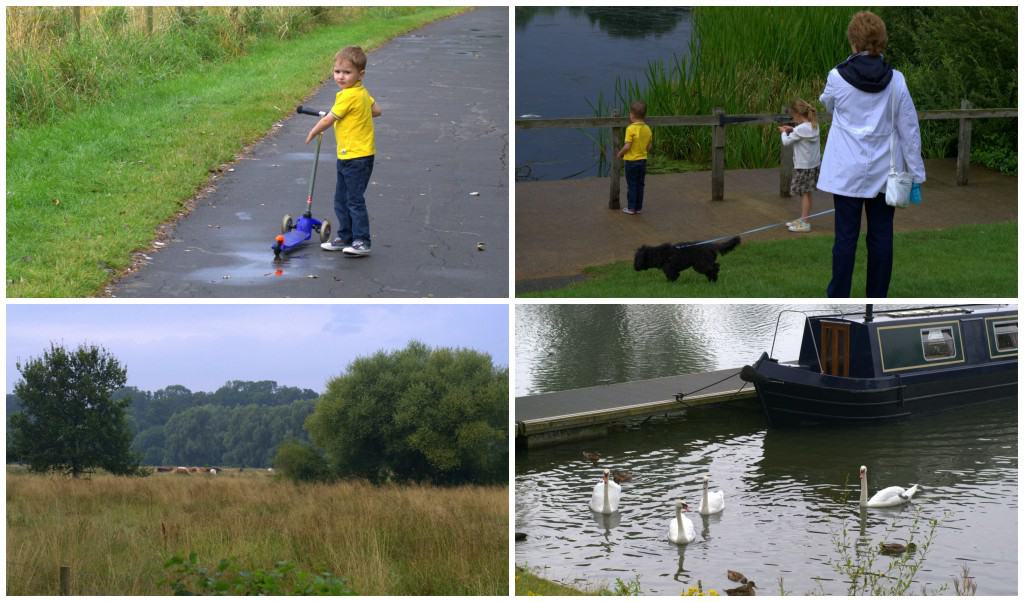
306, 341, 508, 485
9, 344, 141, 477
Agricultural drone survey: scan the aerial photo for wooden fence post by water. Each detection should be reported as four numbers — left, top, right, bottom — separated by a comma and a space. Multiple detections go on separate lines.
60, 565, 71, 595
779, 105, 794, 197
711, 108, 726, 201
609, 121, 623, 210
957, 98, 973, 186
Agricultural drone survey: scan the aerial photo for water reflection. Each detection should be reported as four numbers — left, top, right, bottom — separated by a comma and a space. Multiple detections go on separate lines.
517, 304, 854, 396
517, 7, 690, 39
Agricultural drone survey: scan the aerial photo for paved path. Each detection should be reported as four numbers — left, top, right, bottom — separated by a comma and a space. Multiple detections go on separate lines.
114, 8, 508, 298
515, 159, 1017, 289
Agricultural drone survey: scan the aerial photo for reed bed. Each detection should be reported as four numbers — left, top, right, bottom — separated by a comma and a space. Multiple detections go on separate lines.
6, 471, 508, 595
606, 7, 858, 169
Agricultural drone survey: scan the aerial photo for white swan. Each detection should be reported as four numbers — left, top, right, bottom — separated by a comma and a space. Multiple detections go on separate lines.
668, 500, 697, 544
698, 474, 725, 515
590, 468, 621, 514
859, 465, 919, 508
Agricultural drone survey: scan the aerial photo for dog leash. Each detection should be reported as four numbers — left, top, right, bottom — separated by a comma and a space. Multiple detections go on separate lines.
672, 208, 836, 250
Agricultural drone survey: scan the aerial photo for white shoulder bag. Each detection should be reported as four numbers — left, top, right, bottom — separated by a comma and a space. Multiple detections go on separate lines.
885, 88, 912, 208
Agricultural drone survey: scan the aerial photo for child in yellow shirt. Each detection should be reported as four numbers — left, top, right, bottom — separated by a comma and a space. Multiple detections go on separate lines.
305, 46, 382, 256
616, 100, 653, 215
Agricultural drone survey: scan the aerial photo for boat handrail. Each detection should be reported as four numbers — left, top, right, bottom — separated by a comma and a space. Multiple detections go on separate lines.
769, 309, 829, 373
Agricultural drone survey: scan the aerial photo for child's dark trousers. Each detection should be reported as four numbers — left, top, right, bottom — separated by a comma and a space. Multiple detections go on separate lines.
624, 159, 647, 212
334, 155, 375, 245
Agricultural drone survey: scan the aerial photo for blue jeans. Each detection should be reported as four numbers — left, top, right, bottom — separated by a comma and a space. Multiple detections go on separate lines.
333, 155, 374, 245
624, 159, 646, 211
827, 192, 895, 298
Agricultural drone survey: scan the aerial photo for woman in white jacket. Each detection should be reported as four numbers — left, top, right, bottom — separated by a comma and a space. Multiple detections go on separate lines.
818, 11, 925, 298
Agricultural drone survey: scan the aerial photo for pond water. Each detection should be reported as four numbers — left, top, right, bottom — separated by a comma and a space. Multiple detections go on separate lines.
515, 7, 692, 181
517, 303, 855, 396
514, 304, 1018, 595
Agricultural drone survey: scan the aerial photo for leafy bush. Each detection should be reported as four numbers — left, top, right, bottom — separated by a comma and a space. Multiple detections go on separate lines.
306, 342, 508, 485
163, 553, 357, 595
273, 439, 334, 483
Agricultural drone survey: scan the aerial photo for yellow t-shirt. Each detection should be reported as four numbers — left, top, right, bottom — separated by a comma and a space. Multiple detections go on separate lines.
330, 81, 375, 160
623, 122, 652, 161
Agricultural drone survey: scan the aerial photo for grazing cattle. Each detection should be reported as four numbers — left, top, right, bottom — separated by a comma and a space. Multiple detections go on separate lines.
267, 467, 274, 473
173, 467, 190, 475
155, 466, 173, 473
189, 467, 202, 473
209, 468, 218, 475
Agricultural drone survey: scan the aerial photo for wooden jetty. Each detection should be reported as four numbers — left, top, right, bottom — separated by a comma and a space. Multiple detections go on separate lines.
515, 367, 756, 448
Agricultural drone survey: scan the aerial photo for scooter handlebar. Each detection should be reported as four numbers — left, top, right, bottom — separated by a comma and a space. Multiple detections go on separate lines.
296, 105, 327, 117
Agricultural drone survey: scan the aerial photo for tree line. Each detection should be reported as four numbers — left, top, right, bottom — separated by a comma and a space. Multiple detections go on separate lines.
8, 341, 508, 485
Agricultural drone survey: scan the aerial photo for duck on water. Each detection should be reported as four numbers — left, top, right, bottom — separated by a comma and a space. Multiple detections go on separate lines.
740, 304, 1017, 426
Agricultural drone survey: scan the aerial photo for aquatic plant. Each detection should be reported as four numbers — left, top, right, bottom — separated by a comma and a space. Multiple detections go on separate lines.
599, 7, 855, 170
828, 506, 948, 596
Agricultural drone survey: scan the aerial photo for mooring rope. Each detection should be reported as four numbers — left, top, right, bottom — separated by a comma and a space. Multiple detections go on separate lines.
673, 208, 836, 250
674, 369, 748, 403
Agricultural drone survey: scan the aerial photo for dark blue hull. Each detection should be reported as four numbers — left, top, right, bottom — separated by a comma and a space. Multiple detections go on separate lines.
745, 353, 1017, 426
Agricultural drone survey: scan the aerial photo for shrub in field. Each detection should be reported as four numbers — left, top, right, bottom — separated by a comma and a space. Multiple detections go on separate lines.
306, 342, 508, 485
273, 439, 334, 483
163, 553, 357, 595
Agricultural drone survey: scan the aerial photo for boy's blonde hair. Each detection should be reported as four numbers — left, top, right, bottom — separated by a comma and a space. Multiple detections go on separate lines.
846, 11, 887, 55
629, 100, 647, 119
789, 99, 818, 127
335, 46, 367, 71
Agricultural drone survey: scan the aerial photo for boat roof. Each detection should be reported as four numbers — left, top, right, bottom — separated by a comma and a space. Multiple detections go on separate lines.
812, 304, 1016, 325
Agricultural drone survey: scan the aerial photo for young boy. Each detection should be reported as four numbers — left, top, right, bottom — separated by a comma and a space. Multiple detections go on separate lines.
615, 100, 653, 215
305, 46, 382, 256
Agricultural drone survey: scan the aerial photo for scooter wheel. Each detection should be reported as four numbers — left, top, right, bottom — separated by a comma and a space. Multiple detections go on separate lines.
319, 220, 332, 244
281, 214, 294, 233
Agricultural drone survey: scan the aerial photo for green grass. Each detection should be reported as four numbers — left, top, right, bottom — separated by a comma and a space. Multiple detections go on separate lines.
520, 222, 1018, 298
515, 566, 609, 596
6, 7, 463, 297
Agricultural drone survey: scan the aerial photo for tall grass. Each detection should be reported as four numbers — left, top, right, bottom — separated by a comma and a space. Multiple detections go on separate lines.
6, 7, 424, 128
605, 7, 858, 169
6, 471, 507, 595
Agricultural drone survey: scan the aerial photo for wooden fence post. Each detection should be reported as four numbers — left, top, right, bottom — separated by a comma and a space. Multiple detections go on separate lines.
60, 565, 71, 595
72, 7, 81, 38
956, 98, 972, 186
609, 119, 623, 210
779, 105, 793, 197
711, 107, 725, 201
145, 7, 154, 34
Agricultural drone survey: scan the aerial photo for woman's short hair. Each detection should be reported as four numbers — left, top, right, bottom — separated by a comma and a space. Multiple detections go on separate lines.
847, 11, 887, 55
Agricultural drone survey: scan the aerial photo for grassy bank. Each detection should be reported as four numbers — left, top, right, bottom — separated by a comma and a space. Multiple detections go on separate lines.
515, 566, 605, 595
519, 222, 1017, 298
6, 470, 507, 595
6, 7, 463, 297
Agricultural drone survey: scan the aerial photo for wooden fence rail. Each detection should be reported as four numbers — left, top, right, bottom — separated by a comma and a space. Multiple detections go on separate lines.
515, 103, 1017, 207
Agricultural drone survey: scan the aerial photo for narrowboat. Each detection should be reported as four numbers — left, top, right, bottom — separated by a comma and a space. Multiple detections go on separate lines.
740, 305, 1017, 426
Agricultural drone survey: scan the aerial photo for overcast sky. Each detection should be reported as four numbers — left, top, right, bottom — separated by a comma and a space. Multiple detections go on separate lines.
6, 304, 508, 394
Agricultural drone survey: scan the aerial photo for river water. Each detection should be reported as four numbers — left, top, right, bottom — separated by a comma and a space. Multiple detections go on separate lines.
514, 304, 1018, 595
515, 7, 692, 181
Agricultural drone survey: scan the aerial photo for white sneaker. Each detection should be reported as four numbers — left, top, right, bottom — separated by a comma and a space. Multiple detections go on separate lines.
787, 220, 811, 233
343, 240, 371, 256
321, 238, 349, 251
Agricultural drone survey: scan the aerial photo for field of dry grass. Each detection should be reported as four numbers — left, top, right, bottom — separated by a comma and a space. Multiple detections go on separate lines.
6, 469, 507, 595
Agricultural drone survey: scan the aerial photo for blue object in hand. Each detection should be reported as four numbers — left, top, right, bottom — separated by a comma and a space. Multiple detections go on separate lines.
910, 182, 922, 205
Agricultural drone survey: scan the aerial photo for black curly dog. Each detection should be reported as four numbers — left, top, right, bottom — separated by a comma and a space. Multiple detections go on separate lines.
634, 236, 741, 282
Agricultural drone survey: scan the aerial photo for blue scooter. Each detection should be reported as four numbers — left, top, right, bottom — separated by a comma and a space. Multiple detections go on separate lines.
272, 105, 332, 258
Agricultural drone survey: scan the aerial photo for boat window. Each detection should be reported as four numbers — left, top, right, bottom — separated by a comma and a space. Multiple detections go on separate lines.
993, 321, 1018, 352
920, 327, 956, 361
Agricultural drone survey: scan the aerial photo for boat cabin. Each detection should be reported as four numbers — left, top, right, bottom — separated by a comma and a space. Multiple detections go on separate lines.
795, 305, 1017, 379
